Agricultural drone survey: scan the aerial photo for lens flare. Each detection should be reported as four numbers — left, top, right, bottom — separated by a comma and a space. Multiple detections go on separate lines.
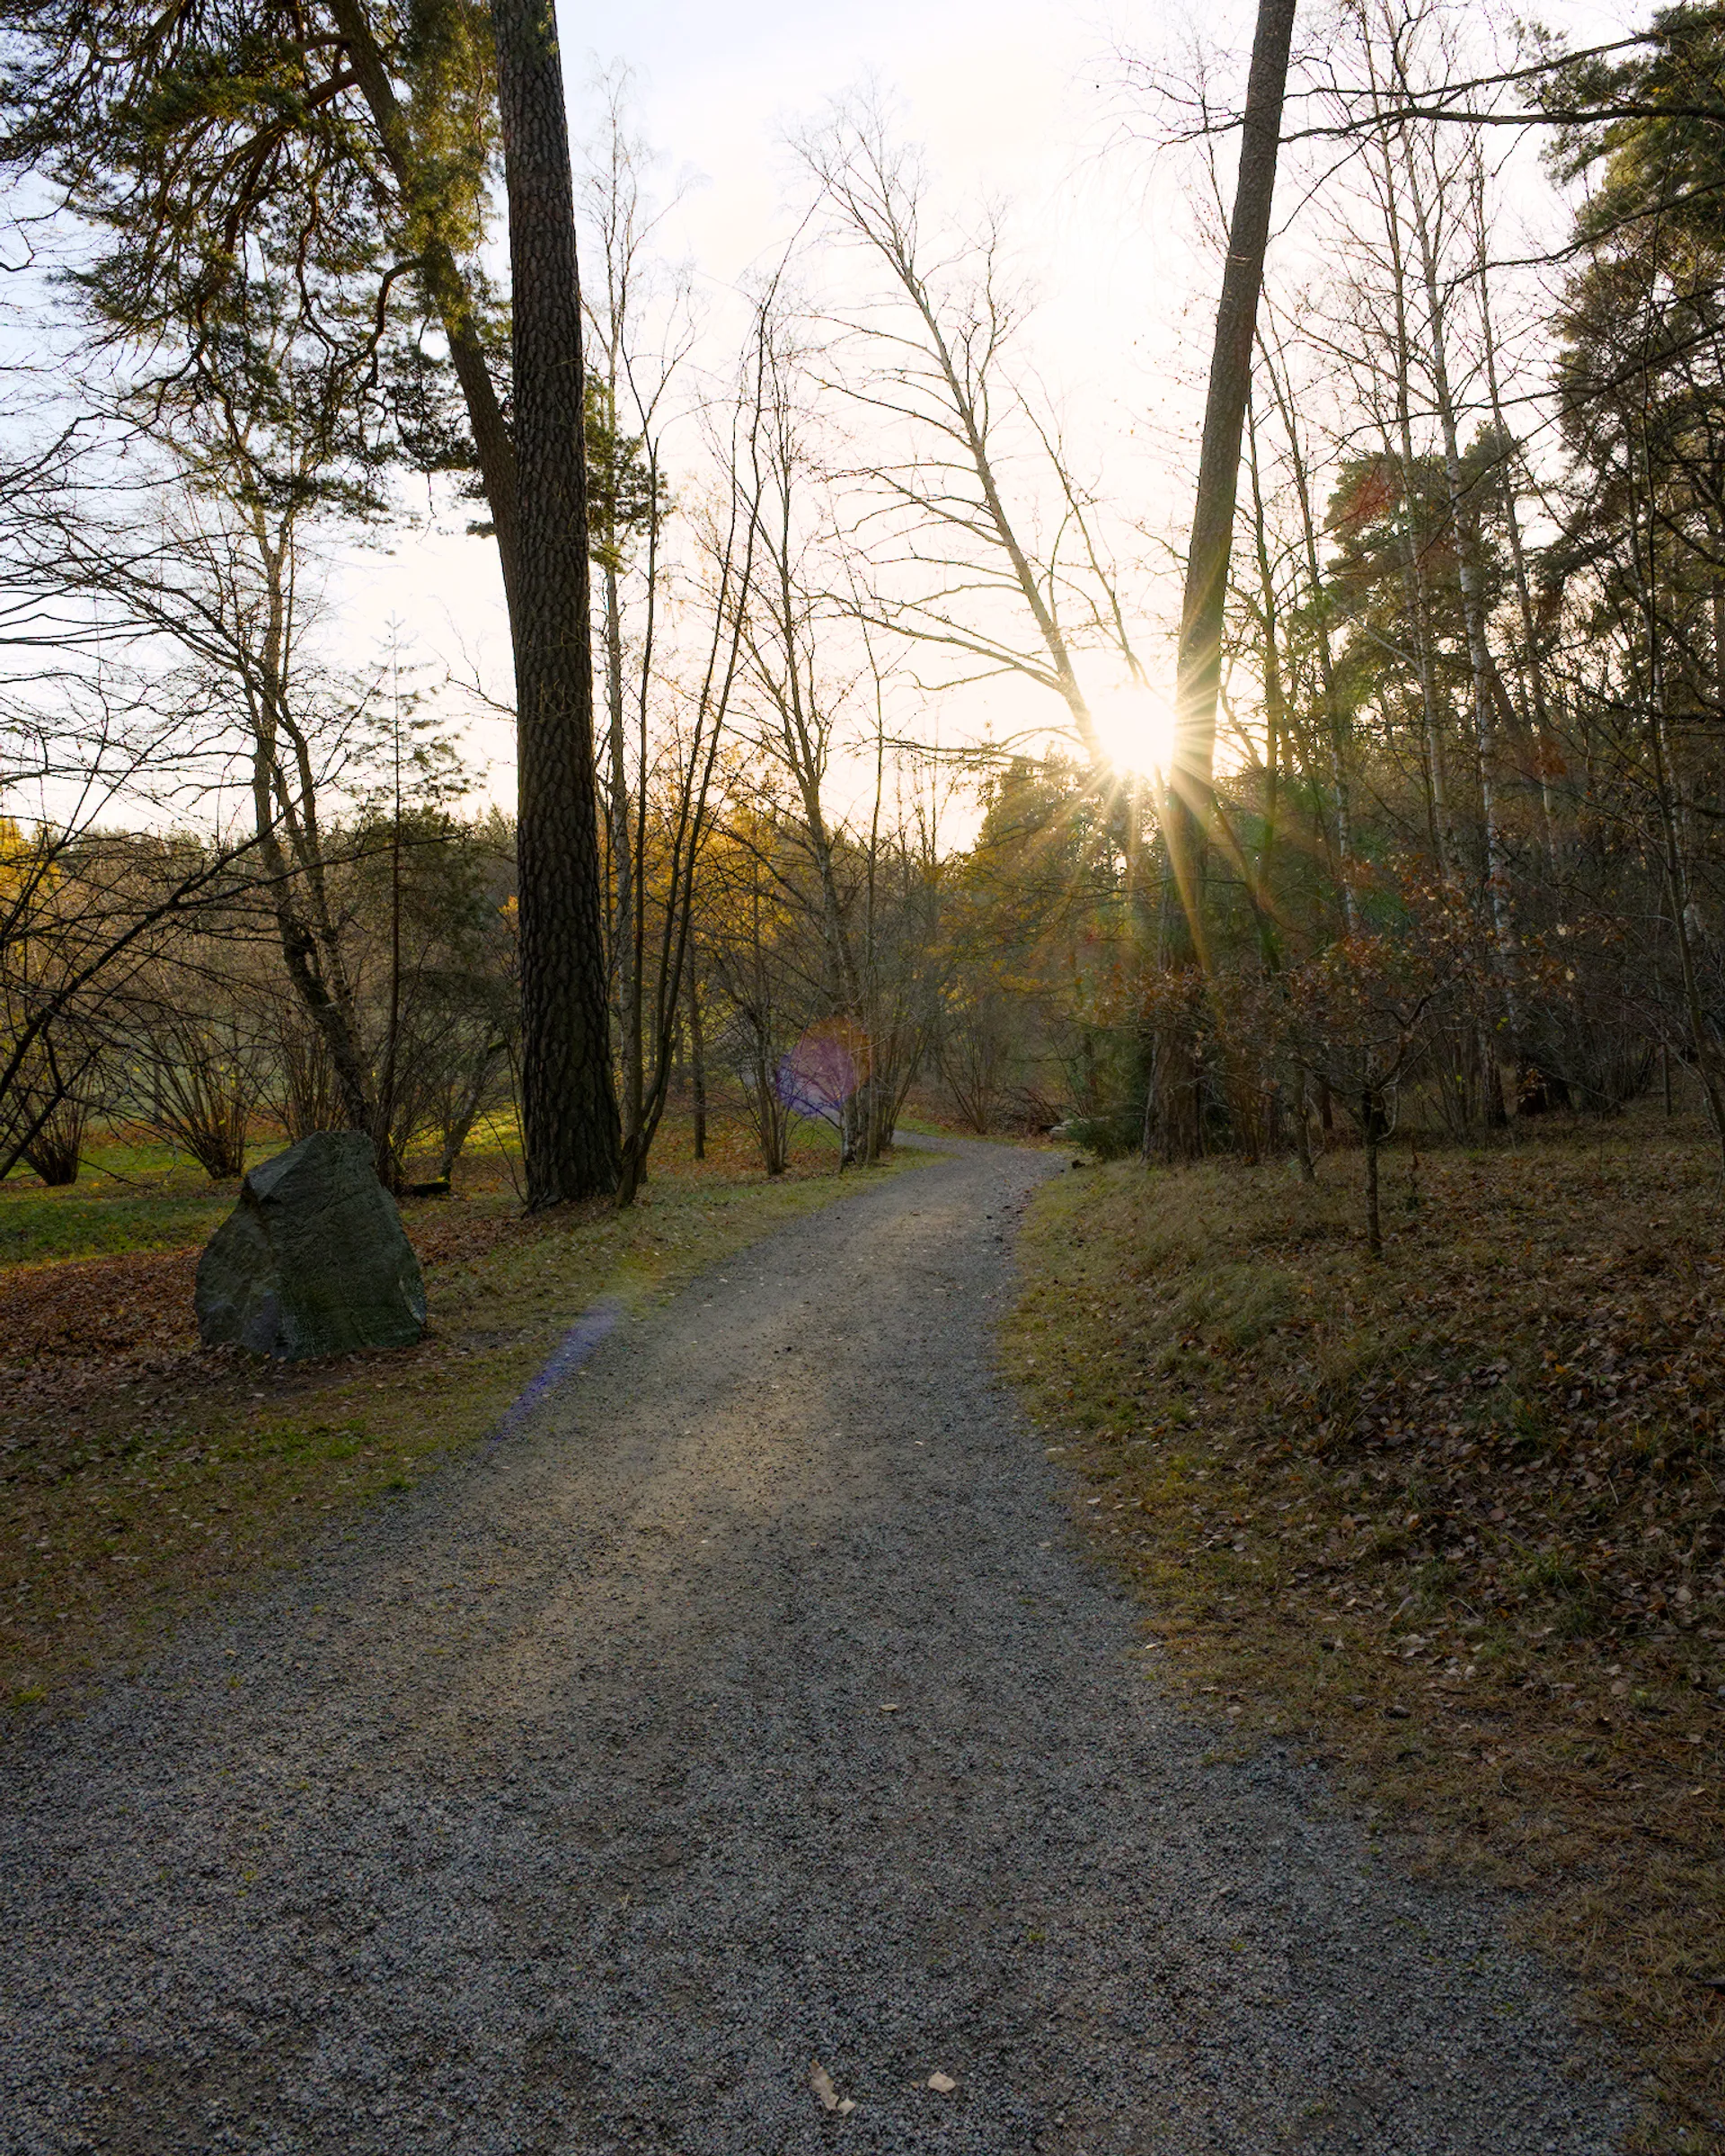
1090, 685, 1177, 778
775, 1020, 869, 1126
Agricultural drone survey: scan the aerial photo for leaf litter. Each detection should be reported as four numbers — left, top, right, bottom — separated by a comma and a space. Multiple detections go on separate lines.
809, 2061, 854, 2114
1005, 1112, 1725, 2153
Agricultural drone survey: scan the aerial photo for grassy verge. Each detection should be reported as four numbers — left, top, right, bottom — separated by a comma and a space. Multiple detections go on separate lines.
1003, 1111, 1724, 2154
0, 1135, 275, 1265
3, 1115, 916, 1709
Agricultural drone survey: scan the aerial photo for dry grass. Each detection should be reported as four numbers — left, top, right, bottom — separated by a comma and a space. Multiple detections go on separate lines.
2, 1114, 914, 1709
1003, 1109, 1725, 2154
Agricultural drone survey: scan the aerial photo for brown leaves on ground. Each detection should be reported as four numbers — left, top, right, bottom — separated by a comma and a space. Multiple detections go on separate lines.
1006, 1112, 1725, 2155
1, 1134, 913, 1709
4, 1246, 201, 1378
0, 1189, 550, 1706
0, 1192, 547, 1458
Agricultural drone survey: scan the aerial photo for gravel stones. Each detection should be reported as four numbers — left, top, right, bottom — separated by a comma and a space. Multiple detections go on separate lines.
2, 1141, 1633, 2152
194, 1131, 426, 1360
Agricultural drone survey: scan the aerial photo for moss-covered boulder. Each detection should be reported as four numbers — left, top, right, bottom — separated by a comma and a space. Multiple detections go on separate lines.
195, 1132, 426, 1360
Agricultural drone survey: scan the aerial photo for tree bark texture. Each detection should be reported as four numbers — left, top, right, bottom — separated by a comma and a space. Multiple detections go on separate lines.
1165, 0, 1297, 962
491, 0, 621, 1204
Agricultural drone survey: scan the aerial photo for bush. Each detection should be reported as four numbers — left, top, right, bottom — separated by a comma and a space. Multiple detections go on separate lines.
23, 1099, 86, 1186
1057, 1108, 1142, 1159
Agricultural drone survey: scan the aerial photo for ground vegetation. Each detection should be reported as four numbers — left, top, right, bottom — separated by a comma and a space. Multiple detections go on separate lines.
1, 0, 1725, 2128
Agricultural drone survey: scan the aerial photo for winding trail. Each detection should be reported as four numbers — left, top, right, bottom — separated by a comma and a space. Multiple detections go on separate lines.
2, 1139, 1630, 2154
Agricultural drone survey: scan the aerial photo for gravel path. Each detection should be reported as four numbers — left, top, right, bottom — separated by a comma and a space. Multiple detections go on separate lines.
2, 1139, 1632, 2154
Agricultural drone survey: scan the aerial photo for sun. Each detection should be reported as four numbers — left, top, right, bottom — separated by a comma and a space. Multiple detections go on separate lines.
1089, 685, 1178, 779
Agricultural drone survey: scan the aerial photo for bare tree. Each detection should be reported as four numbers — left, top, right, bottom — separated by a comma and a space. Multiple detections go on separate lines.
607, 326, 767, 1207
795, 100, 1146, 765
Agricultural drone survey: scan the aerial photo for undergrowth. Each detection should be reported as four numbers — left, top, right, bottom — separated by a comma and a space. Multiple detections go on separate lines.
1004, 1110, 1725, 2154
2, 1117, 912, 1706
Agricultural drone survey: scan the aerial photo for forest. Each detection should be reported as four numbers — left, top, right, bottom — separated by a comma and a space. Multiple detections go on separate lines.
0, 3, 1720, 1216
5, 2, 1725, 2141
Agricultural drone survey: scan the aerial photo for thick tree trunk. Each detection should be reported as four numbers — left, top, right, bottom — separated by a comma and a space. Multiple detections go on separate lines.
491, 0, 620, 1205
1164, 0, 1297, 964
1149, 0, 1295, 1166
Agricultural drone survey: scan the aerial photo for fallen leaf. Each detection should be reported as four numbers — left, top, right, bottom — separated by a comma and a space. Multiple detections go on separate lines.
878, 1701, 901, 1713
927, 2072, 958, 2093
837, 2099, 855, 2116
810, 2062, 840, 2111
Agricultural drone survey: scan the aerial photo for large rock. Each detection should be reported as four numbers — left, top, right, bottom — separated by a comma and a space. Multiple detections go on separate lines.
195, 1132, 427, 1360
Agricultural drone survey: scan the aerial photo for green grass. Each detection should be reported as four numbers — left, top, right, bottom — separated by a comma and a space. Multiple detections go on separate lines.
0, 1132, 256, 1267
2, 1126, 925, 1708
0, 1191, 237, 1267
0, 1122, 540, 1268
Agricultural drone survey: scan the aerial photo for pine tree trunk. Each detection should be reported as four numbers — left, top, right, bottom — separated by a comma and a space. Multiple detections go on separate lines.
1164, 0, 1297, 967
1153, 0, 1295, 1164
491, 0, 620, 1205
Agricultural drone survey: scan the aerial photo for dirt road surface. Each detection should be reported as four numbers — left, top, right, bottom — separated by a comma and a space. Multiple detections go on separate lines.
1, 1140, 1632, 2153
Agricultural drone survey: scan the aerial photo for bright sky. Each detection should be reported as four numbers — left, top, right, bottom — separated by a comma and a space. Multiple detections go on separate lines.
251, 0, 1653, 827
0, 0, 1656, 835
345, 0, 1245, 809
